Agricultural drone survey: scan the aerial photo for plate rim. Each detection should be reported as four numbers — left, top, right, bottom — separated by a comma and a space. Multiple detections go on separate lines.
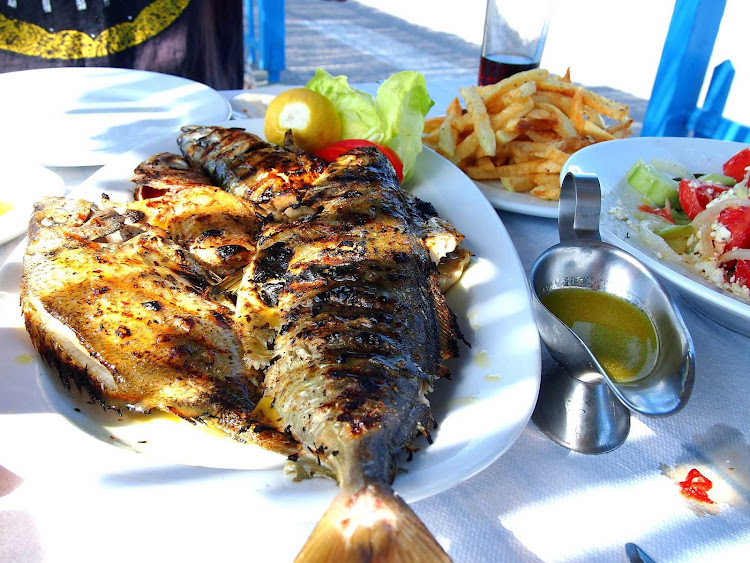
0, 67, 233, 167
474, 179, 559, 218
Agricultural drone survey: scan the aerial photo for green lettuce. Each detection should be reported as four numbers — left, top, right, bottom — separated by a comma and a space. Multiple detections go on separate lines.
306, 69, 434, 181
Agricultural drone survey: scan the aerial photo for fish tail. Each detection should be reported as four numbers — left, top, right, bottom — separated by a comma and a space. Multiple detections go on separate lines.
295, 483, 451, 563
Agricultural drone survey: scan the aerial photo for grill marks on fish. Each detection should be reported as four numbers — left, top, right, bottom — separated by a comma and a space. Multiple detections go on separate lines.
21, 197, 297, 454
177, 126, 325, 221
24, 126, 468, 562
124, 185, 264, 278
234, 148, 458, 561
131, 152, 216, 201
175, 125, 467, 286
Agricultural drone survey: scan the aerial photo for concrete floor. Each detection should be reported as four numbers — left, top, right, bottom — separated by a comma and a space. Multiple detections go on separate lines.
277, 0, 750, 130
282, 0, 480, 85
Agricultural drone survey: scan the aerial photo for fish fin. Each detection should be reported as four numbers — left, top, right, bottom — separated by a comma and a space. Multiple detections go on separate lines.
295, 483, 450, 562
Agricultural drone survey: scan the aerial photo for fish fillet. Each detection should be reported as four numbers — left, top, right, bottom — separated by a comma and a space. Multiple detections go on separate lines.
21, 196, 296, 454
124, 185, 264, 278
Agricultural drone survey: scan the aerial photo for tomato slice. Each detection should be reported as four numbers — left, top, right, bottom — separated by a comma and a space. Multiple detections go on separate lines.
314, 139, 404, 182
637, 204, 675, 223
734, 260, 750, 287
723, 147, 750, 182
718, 206, 750, 251
677, 179, 730, 220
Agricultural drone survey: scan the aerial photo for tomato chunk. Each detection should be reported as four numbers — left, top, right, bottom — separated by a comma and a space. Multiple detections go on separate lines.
677, 179, 730, 220
679, 468, 715, 504
637, 204, 675, 223
314, 139, 404, 182
718, 206, 750, 251
734, 260, 750, 287
723, 148, 750, 182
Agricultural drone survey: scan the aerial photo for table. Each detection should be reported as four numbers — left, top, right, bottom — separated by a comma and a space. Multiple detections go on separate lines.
1, 85, 749, 563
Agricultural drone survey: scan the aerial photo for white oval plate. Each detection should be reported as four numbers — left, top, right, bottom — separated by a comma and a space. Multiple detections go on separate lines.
0, 164, 65, 246
563, 136, 750, 336
0, 119, 540, 519
230, 92, 276, 119
0, 67, 232, 167
474, 179, 558, 218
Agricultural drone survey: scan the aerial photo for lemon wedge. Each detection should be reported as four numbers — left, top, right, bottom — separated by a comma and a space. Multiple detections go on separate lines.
264, 88, 342, 153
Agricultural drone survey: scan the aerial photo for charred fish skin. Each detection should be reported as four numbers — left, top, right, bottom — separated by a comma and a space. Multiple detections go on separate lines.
21, 197, 297, 454
177, 126, 266, 179
237, 148, 458, 561
177, 126, 325, 219
260, 147, 462, 470
125, 185, 264, 278
178, 126, 467, 275
131, 152, 216, 201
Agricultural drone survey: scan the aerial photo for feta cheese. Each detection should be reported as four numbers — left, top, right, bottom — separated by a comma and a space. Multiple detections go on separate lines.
712, 222, 732, 244
608, 205, 627, 221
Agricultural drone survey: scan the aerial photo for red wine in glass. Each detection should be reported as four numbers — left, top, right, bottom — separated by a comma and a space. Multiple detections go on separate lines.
478, 54, 539, 86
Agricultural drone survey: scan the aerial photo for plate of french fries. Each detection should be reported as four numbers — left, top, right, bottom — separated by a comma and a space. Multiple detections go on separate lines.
423, 69, 632, 217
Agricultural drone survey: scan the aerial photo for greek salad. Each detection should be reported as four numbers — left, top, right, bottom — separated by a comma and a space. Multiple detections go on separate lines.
613, 147, 750, 301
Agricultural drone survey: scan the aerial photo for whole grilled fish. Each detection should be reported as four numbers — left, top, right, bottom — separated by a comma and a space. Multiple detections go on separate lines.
21, 196, 296, 454
235, 147, 462, 561
177, 126, 326, 221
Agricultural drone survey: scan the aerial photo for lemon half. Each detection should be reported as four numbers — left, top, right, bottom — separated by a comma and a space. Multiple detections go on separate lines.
264, 88, 342, 153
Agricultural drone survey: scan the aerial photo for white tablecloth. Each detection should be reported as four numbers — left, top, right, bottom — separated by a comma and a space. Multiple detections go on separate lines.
1, 86, 749, 563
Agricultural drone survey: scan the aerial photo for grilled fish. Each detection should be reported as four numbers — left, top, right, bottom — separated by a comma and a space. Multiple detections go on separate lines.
23, 125, 469, 561
131, 152, 216, 201
177, 126, 326, 221
21, 196, 296, 454
125, 151, 267, 278
235, 147, 462, 561
123, 185, 264, 278
177, 125, 470, 285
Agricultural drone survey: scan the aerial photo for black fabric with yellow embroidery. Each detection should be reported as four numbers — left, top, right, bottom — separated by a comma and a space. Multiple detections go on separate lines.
0, 0, 243, 90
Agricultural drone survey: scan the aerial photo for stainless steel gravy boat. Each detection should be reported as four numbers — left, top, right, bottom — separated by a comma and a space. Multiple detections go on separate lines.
529, 172, 695, 453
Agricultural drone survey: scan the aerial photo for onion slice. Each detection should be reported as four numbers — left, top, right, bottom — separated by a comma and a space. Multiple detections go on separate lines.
692, 197, 750, 231
648, 158, 695, 180
719, 248, 750, 264
699, 224, 713, 258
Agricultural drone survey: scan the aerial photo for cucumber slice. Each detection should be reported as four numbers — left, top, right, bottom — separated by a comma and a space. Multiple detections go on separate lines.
670, 209, 691, 225
653, 224, 694, 254
697, 172, 737, 186
626, 159, 679, 207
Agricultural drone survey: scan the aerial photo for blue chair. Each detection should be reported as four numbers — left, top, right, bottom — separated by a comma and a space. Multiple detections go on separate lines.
641, 0, 750, 142
244, 0, 286, 83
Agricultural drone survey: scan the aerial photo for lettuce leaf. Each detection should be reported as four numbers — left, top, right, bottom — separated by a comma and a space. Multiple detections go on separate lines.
306, 68, 433, 181
305, 69, 385, 143
375, 71, 434, 180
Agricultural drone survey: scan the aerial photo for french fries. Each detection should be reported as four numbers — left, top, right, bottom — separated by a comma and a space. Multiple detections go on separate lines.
423, 68, 633, 201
